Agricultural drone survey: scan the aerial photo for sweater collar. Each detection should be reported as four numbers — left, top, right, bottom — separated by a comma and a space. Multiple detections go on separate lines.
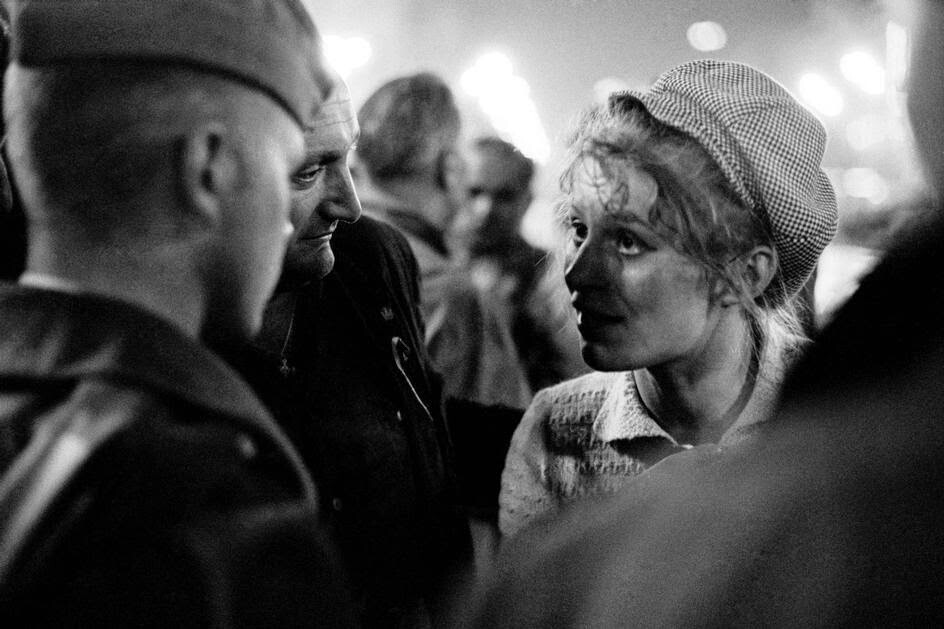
592, 338, 789, 447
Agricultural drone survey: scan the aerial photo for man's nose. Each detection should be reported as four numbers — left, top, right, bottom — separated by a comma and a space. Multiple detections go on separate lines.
324, 166, 362, 224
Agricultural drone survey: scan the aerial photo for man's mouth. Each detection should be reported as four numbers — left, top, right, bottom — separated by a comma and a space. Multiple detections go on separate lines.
301, 230, 334, 242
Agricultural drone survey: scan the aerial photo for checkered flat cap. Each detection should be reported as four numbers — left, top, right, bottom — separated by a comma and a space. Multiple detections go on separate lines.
8, 0, 332, 128
618, 59, 838, 301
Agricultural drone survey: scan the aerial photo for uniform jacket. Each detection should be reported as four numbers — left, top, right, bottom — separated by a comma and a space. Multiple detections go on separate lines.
237, 215, 472, 628
0, 285, 355, 628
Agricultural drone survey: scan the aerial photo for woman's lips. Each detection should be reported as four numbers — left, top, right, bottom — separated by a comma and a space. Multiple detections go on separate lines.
575, 308, 622, 337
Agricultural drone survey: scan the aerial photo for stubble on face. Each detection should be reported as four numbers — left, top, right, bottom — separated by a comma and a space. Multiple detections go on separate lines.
281, 83, 360, 283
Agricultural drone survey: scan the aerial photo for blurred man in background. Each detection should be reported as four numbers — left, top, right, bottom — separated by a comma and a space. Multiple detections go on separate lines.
0, 1, 355, 625
355, 73, 531, 411
454, 136, 586, 392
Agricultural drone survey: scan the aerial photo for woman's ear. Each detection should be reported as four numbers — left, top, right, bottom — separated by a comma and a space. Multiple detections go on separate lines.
177, 122, 232, 229
716, 245, 778, 306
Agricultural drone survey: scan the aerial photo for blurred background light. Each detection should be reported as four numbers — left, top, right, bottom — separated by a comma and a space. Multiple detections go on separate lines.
592, 77, 632, 104
310, 0, 927, 323
885, 21, 909, 90
461, 52, 551, 163
686, 21, 728, 52
323, 34, 373, 79
839, 50, 886, 95
797, 72, 845, 117
842, 167, 889, 205
845, 114, 887, 151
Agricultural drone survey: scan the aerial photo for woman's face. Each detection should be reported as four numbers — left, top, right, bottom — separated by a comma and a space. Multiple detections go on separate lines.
564, 158, 721, 372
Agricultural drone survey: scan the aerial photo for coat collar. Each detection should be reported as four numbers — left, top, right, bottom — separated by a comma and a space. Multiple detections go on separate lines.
0, 284, 273, 429
592, 337, 789, 447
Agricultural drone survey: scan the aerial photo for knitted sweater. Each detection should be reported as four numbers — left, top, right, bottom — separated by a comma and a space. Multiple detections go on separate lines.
498, 342, 789, 538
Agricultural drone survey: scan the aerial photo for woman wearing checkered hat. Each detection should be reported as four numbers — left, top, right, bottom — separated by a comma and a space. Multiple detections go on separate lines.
498, 60, 837, 538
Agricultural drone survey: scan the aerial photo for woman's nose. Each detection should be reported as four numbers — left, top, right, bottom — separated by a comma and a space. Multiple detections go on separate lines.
564, 238, 606, 292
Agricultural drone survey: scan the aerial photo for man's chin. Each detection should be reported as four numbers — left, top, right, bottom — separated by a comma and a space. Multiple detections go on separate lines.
282, 247, 335, 284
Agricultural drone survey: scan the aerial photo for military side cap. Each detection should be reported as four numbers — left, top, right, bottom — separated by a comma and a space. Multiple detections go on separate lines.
616, 60, 838, 302
7, 0, 332, 127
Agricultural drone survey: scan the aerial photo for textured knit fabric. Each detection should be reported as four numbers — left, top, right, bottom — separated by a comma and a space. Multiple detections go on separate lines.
618, 60, 838, 301
498, 336, 789, 538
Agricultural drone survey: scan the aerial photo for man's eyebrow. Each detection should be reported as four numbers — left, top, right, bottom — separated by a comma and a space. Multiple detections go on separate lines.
303, 148, 346, 163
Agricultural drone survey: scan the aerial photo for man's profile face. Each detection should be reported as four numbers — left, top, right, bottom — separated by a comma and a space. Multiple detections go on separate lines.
283, 81, 362, 280
460, 146, 532, 257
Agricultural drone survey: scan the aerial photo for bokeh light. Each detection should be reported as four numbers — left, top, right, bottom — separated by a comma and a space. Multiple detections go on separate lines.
845, 114, 887, 152
840, 51, 885, 95
592, 77, 632, 104
686, 21, 728, 52
797, 72, 844, 117
323, 35, 373, 79
843, 167, 889, 205
885, 21, 909, 90
461, 52, 551, 163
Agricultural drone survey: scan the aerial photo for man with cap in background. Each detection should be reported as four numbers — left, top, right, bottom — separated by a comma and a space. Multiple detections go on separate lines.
355, 73, 531, 412
0, 1, 355, 626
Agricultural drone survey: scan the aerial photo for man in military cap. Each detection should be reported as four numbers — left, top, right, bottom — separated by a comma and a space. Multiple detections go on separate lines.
0, 1, 355, 625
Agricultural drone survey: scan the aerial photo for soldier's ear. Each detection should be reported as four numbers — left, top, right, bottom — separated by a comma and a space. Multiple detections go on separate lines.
177, 122, 233, 229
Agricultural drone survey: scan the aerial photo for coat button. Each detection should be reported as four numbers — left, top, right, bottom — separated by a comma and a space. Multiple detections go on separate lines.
235, 433, 257, 459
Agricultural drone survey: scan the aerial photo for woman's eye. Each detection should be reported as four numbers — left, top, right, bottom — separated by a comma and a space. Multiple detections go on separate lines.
569, 217, 588, 244
617, 232, 643, 256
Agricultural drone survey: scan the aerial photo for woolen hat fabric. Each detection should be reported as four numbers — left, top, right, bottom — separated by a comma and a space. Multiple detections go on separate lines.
7, 0, 332, 127
616, 59, 838, 301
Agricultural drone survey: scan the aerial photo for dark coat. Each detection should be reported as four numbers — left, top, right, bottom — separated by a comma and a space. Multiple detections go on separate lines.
237, 215, 472, 628
0, 286, 355, 628
458, 211, 944, 628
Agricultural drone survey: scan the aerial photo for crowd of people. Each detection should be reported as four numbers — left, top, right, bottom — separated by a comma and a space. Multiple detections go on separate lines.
0, 0, 942, 627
